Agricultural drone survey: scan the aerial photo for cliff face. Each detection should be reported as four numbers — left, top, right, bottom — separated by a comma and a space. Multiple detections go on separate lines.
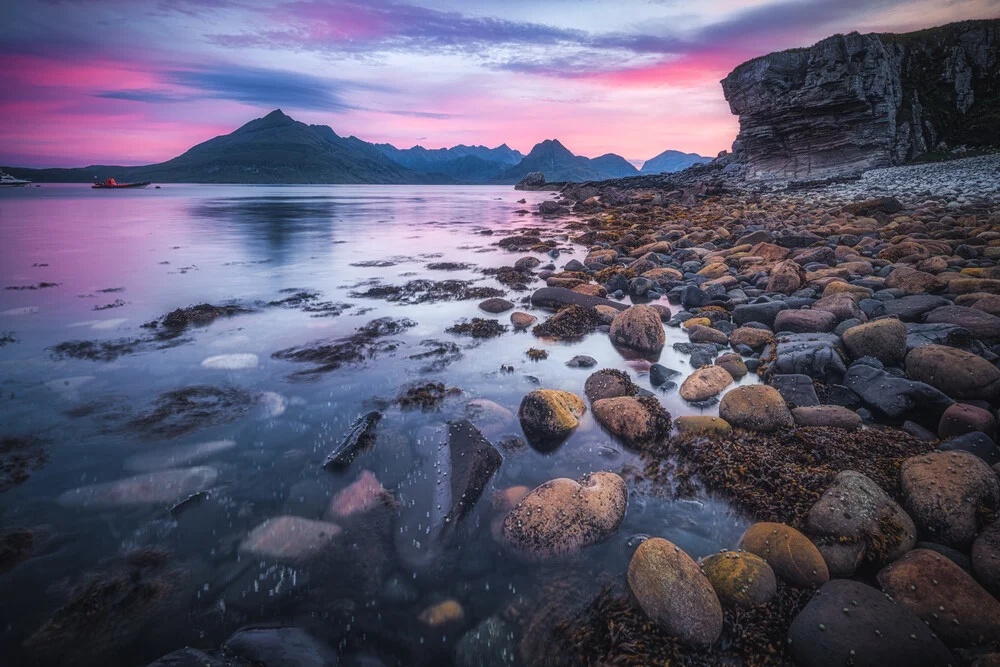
721, 20, 1000, 180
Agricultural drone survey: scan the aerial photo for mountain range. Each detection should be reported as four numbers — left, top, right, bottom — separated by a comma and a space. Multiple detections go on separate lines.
640, 150, 713, 174
4, 109, 709, 185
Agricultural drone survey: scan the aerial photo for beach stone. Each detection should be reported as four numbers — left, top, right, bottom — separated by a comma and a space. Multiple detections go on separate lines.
885, 267, 946, 294
715, 353, 748, 379
791, 405, 862, 430
674, 415, 732, 436
649, 363, 680, 387
767, 260, 805, 294
841, 318, 906, 365
465, 398, 515, 426
510, 312, 537, 330
738, 522, 829, 588
972, 520, 1000, 599
925, 305, 1000, 341
729, 326, 775, 350
805, 471, 916, 576
843, 363, 953, 425
812, 292, 865, 322
905, 345, 1000, 402
418, 600, 465, 626
325, 470, 396, 521
686, 323, 729, 345
882, 294, 951, 320
514, 256, 541, 271
732, 301, 788, 327
455, 616, 516, 667
939, 403, 997, 440
57, 466, 219, 509
679, 365, 734, 402
627, 538, 723, 646
592, 396, 671, 447
565, 354, 597, 368
239, 516, 342, 563
774, 309, 837, 333
502, 472, 627, 560
719, 385, 793, 432
480, 298, 514, 313
225, 626, 339, 667
878, 548, 1000, 647
609, 305, 666, 354
769, 374, 820, 408
530, 287, 627, 312
787, 579, 954, 667
700, 551, 777, 608
584, 368, 638, 401
939, 432, 1000, 465
900, 450, 1000, 549
517, 389, 586, 449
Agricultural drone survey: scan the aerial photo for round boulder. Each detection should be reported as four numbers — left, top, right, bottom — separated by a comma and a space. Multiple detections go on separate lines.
627, 538, 723, 646
972, 520, 1000, 599
738, 522, 829, 588
584, 368, 638, 402
841, 318, 906, 365
510, 312, 537, 330
480, 297, 515, 314
679, 365, 733, 402
905, 344, 1000, 402
729, 327, 775, 350
700, 551, 777, 608
788, 579, 954, 667
719, 385, 794, 432
609, 305, 666, 354
517, 389, 586, 450
900, 450, 1000, 549
591, 395, 671, 447
502, 472, 627, 560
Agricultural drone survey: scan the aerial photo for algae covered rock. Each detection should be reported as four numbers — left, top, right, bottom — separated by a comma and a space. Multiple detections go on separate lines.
719, 385, 794, 432
591, 395, 671, 448
700, 551, 777, 608
517, 389, 586, 449
738, 522, 829, 588
609, 304, 666, 354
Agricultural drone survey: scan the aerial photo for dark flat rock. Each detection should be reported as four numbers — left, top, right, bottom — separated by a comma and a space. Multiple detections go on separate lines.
530, 287, 627, 312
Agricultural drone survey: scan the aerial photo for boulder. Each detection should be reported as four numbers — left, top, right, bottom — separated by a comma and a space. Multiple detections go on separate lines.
812, 292, 865, 322
610, 305, 666, 354
767, 260, 805, 294
738, 522, 829, 588
517, 389, 586, 449
878, 548, 1000, 647
239, 516, 342, 563
224, 627, 339, 667
882, 294, 951, 321
905, 345, 1000, 402
925, 305, 1000, 341
719, 385, 794, 432
885, 267, 945, 294
791, 405, 862, 430
843, 363, 953, 425
325, 470, 396, 521
510, 312, 537, 330
627, 538, 723, 646
679, 365, 734, 402
939, 431, 1000, 465
591, 396, 671, 447
805, 471, 916, 576
732, 301, 788, 327
769, 374, 820, 408
479, 298, 515, 313
774, 309, 838, 333
502, 472, 627, 560
584, 368, 638, 402
729, 327, 775, 350
530, 287, 627, 312
715, 353, 748, 379
700, 551, 777, 608
900, 451, 1000, 549
841, 318, 907, 365
686, 324, 729, 345
763, 333, 846, 383
787, 579, 954, 667
939, 403, 997, 440
972, 520, 1000, 599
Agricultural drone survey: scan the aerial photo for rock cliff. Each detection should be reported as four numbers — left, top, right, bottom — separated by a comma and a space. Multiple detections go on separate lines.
721, 19, 1000, 180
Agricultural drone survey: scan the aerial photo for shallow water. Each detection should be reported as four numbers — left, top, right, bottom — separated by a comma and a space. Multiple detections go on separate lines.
0, 184, 751, 665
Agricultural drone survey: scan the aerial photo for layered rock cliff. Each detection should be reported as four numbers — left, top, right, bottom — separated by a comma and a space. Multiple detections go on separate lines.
721, 19, 1000, 180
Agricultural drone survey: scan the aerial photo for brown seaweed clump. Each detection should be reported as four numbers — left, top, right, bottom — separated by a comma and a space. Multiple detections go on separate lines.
0, 435, 49, 492
482, 265, 537, 290
350, 279, 504, 304
273, 317, 416, 379
446, 318, 508, 339
526, 348, 549, 360
127, 385, 256, 439
156, 302, 252, 330
593, 266, 634, 284
663, 426, 934, 526
396, 382, 451, 410
532, 305, 604, 340
550, 581, 812, 667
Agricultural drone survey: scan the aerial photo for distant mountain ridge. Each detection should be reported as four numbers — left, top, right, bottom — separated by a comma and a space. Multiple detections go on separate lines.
640, 149, 713, 174
4, 109, 711, 185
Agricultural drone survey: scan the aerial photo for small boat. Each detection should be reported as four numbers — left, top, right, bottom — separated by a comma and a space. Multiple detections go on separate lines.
0, 171, 31, 187
92, 177, 151, 189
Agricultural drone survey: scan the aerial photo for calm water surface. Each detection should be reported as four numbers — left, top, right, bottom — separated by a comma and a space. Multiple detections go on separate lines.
0, 184, 750, 665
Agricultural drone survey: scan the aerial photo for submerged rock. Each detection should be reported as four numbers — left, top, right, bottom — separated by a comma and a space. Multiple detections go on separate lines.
239, 516, 342, 563
58, 466, 218, 509
224, 626, 340, 667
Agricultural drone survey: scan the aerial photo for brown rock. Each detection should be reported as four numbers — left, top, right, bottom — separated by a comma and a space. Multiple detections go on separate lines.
701, 551, 777, 608
905, 345, 1000, 402
715, 353, 748, 379
609, 305, 665, 354
591, 395, 671, 447
841, 317, 907, 364
767, 260, 805, 295
729, 327, 775, 350
679, 365, 734, 402
686, 324, 729, 345
738, 522, 829, 588
812, 292, 865, 322
719, 385, 794, 432
584, 368, 638, 402
240, 516, 342, 563
774, 308, 837, 333
972, 520, 1000, 599
674, 415, 732, 436
885, 267, 946, 294
791, 405, 862, 430
325, 470, 397, 520
418, 600, 465, 626
939, 403, 997, 440
878, 548, 1000, 646
627, 538, 724, 646
510, 312, 537, 330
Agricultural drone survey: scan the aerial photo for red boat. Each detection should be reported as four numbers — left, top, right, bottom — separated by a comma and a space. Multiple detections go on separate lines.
92, 178, 151, 189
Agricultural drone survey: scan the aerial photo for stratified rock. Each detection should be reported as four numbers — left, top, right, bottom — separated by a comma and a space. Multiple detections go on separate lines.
738, 522, 829, 588
905, 345, 1000, 402
591, 395, 671, 447
900, 451, 1000, 549
502, 472, 627, 560
225, 626, 339, 667
841, 318, 906, 365
679, 365, 733, 402
878, 548, 1000, 647
627, 538, 723, 646
805, 471, 915, 576
787, 579, 954, 667
517, 389, 586, 449
719, 385, 794, 432
972, 520, 1000, 599
700, 551, 777, 608
721, 21, 1000, 179
609, 305, 666, 354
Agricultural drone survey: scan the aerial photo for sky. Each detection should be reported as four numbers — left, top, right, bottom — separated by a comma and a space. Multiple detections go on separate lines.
2, 0, 997, 168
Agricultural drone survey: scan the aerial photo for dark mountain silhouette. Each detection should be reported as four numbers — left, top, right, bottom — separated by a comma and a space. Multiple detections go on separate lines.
590, 153, 640, 178
499, 139, 633, 183
374, 143, 524, 183
639, 149, 713, 174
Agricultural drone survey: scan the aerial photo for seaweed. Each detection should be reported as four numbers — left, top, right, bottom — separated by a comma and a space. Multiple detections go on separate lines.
408, 339, 463, 372
0, 529, 33, 573
350, 279, 504, 304
526, 348, 549, 360
532, 305, 604, 340
446, 318, 508, 339
427, 262, 474, 271
127, 385, 255, 439
272, 317, 416, 379
482, 265, 537, 290
93, 299, 126, 311
0, 435, 49, 492
396, 382, 451, 411
4, 282, 60, 291
159, 303, 251, 330
0, 331, 18, 346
